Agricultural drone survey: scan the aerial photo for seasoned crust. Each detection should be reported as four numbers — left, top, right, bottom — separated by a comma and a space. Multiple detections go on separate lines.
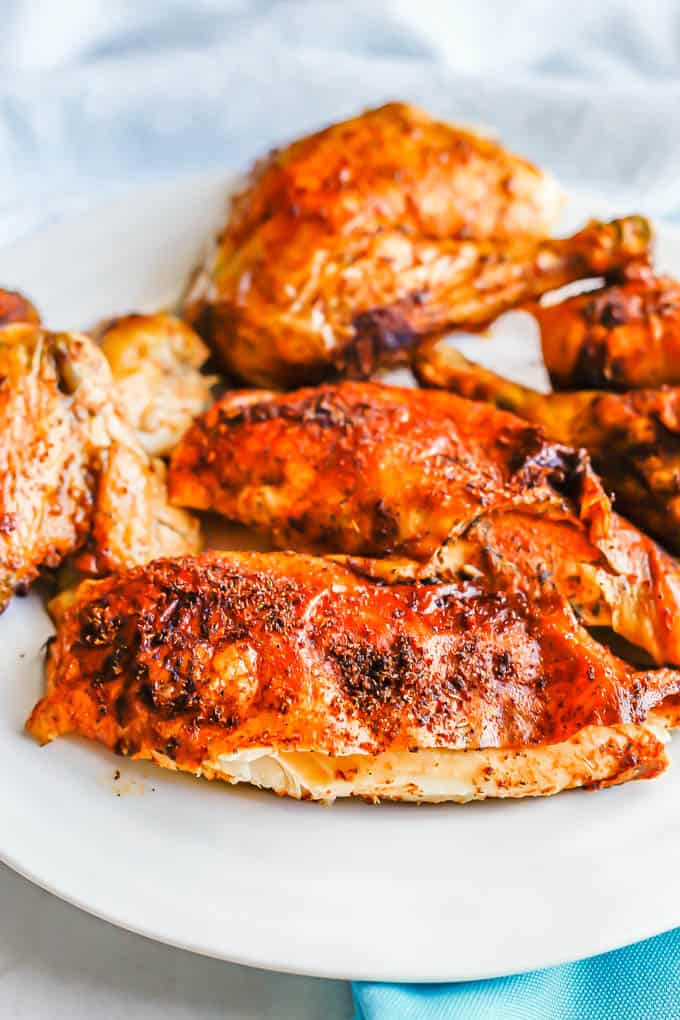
27, 552, 680, 800
169, 381, 596, 559
536, 275, 680, 391
413, 338, 680, 554
182, 104, 652, 387
168, 381, 680, 666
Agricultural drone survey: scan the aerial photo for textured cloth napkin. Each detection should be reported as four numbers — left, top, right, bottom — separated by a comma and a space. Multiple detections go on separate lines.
353, 929, 680, 1019
2, 2, 680, 1017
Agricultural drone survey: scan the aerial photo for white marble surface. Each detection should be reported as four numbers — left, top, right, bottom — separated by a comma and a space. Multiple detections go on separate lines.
0, 865, 352, 1019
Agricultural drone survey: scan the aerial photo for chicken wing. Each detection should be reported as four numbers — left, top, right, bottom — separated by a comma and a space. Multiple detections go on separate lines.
535, 275, 680, 390
27, 551, 680, 802
169, 381, 680, 666
96, 313, 216, 457
0, 323, 200, 610
414, 339, 680, 555
183, 103, 649, 387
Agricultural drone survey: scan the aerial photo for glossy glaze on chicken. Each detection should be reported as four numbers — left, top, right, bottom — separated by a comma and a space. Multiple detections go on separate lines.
169, 380, 680, 666
183, 103, 651, 386
27, 552, 680, 802
414, 339, 680, 555
535, 274, 680, 391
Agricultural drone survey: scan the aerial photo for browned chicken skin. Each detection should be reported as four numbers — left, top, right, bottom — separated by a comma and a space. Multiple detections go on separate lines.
0, 323, 200, 610
414, 340, 680, 555
535, 275, 680, 390
27, 552, 680, 801
169, 381, 680, 666
183, 103, 651, 387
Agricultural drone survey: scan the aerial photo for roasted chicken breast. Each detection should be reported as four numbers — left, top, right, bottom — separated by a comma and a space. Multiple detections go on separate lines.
183, 103, 650, 386
169, 381, 680, 666
0, 323, 200, 609
27, 552, 680, 802
414, 340, 680, 555
535, 274, 680, 391
97, 313, 216, 457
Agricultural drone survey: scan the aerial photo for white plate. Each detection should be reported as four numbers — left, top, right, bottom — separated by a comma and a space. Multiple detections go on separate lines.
1, 175, 679, 983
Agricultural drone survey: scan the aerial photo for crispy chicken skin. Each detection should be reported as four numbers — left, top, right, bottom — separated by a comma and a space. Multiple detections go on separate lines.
223, 103, 564, 246
535, 275, 680, 391
413, 340, 680, 554
169, 381, 680, 666
183, 103, 650, 387
96, 313, 216, 457
0, 324, 200, 609
27, 552, 680, 802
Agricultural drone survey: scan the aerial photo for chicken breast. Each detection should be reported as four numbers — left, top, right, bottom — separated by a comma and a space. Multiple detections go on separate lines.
183, 102, 651, 387
97, 313, 216, 457
169, 381, 680, 667
27, 552, 680, 802
0, 323, 200, 609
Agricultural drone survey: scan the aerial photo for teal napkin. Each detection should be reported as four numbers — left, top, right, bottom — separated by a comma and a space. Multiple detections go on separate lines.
352, 928, 680, 1019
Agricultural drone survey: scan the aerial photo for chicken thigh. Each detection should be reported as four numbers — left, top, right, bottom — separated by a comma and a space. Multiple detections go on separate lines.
183, 102, 650, 386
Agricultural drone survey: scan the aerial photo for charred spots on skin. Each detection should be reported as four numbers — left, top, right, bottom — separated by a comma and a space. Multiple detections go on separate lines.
72, 560, 304, 728
0, 512, 16, 534
217, 390, 359, 431
346, 306, 418, 377
329, 632, 419, 717
371, 499, 399, 550
572, 337, 611, 388
510, 431, 592, 504
114, 692, 135, 727
493, 649, 515, 682
164, 736, 179, 760
582, 289, 633, 330
78, 599, 124, 647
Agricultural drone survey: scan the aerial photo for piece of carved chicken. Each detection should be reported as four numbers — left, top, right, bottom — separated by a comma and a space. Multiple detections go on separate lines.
414, 339, 680, 556
27, 551, 680, 802
535, 274, 680, 390
169, 381, 680, 667
0, 323, 200, 611
183, 102, 651, 387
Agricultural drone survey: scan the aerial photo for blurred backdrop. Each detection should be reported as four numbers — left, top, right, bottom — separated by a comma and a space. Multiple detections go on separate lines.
2, 0, 680, 243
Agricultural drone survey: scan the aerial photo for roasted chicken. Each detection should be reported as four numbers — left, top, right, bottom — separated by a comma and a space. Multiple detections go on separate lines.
96, 313, 216, 457
414, 339, 680, 555
535, 274, 680, 391
0, 288, 40, 327
183, 103, 650, 387
27, 551, 680, 802
169, 381, 680, 666
0, 323, 200, 610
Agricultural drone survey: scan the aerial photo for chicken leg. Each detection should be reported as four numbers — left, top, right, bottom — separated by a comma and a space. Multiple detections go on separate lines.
414, 338, 680, 555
